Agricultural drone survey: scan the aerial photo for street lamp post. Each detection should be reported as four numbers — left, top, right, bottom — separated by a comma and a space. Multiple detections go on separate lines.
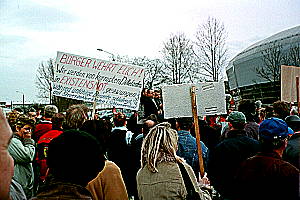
16, 90, 25, 113
96, 48, 115, 61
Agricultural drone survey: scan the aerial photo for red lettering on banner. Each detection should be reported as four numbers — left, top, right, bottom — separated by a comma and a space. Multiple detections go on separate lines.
80, 58, 86, 67
59, 54, 68, 64
85, 59, 92, 68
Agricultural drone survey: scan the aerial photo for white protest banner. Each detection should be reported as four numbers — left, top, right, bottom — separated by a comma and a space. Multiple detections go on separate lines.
53, 51, 145, 110
162, 82, 227, 119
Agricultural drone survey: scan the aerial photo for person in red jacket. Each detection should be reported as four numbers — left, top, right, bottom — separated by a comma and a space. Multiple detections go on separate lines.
33, 105, 58, 142
36, 113, 65, 183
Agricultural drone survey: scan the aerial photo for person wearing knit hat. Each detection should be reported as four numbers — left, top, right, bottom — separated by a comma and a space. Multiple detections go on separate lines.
31, 130, 105, 199
234, 117, 300, 200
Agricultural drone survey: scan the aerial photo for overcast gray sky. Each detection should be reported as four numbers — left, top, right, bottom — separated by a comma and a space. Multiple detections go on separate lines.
1, 0, 300, 104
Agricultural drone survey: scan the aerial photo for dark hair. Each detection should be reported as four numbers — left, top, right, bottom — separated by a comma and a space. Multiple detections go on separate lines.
238, 100, 256, 122
51, 113, 65, 130
113, 112, 126, 127
230, 122, 245, 130
176, 117, 193, 131
273, 101, 290, 120
80, 119, 112, 152
47, 130, 105, 186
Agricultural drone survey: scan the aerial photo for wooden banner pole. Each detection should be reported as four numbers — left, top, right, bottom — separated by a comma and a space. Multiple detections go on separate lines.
92, 80, 100, 119
190, 86, 204, 178
296, 76, 300, 114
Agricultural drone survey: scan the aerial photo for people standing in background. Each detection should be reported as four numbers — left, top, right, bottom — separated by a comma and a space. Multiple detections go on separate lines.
283, 115, 300, 169
36, 113, 65, 183
273, 100, 290, 120
107, 112, 135, 199
234, 118, 299, 200
80, 119, 128, 200
33, 105, 58, 142
64, 104, 88, 130
208, 111, 260, 199
31, 130, 105, 199
176, 117, 209, 175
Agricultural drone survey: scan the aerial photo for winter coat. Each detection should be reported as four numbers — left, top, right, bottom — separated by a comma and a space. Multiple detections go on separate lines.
207, 129, 260, 199
234, 152, 300, 200
31, 176, 93, 200
136, 162, 211, 200
177, 130, 208, 174
87, 161, 128, 200
283, 133, 300, 169
8, 134, 35, 198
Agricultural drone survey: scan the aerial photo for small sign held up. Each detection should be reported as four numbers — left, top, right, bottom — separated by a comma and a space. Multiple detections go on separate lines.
162, 82, 227, 119
281, 65, 300, 102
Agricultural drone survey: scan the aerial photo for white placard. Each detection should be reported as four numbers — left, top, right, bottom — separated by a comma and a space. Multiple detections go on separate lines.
53, 51, 145, 110
162, 82, 227, 119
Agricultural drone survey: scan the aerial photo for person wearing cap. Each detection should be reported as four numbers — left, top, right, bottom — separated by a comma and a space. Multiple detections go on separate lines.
283, 115, 300, 169
8, 114, 36, 199
234, 117, 300, 200
207, 111, 260, 199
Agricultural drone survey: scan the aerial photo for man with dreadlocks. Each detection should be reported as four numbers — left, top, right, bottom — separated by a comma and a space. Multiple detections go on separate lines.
136, 122, 211, 200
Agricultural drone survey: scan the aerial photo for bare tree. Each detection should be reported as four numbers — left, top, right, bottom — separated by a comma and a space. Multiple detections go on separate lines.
161, 33, 195, 84
194, 17, 228, 82
113, 55, 165, 89
287, 44, 300, 67
36, 59, 55, 103
35, 58, 82, 111
256, 42, 284, 83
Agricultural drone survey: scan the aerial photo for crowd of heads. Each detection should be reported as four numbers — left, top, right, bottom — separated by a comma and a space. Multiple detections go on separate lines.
2, 93, 300, 199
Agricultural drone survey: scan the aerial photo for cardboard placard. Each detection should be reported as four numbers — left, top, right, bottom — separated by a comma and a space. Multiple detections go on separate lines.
162, 82, 226, 119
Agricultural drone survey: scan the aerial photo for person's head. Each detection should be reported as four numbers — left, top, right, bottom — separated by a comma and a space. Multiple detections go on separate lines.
285, 115, 300, 132
15, 115, 35, 138
47, 129, 105, 186
226, 111, 246, 130
7, 111, 20, 131
141, 122, 181, 173
65, 104, 88, 129
259, 117, 293, 153
176, 117, 193, 131
27, 107, 37, 121
272, 100, 290, 120
80, 119, 112, 152
265, 105, 274, 118
51, 113, 65, 130
143, 118, 157, 137
113, 112, 127, 127
238, 99, 256, 122
44, 105, 58, 119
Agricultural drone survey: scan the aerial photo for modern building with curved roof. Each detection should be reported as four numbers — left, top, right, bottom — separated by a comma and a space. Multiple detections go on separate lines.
226, 25, 300, 104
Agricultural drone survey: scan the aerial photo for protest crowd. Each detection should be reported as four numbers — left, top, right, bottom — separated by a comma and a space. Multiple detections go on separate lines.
0, 87, 300, 200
